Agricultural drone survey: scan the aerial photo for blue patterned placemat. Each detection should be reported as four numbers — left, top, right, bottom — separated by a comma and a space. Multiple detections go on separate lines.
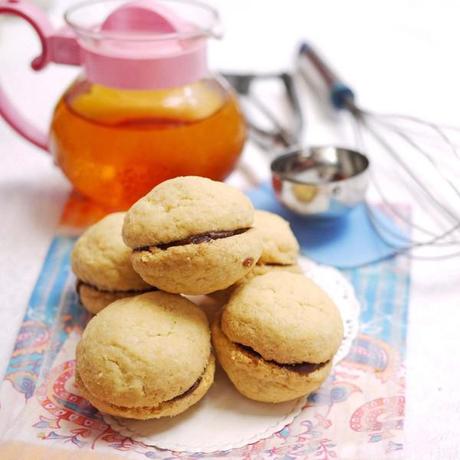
1, 226, 409, 458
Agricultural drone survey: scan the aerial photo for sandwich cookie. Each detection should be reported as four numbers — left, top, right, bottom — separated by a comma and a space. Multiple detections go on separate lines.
71, 212, 154, 314
212, 271, 343, 403
123, 176, 262, 295
253, 210, 299, 266
76, 291, 215, 419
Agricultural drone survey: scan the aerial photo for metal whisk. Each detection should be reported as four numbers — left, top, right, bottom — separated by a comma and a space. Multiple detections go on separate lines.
298, 42, 460, 259
223, 72, 304, 151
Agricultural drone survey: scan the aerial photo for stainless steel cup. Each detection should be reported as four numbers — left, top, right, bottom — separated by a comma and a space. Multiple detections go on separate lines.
271, 145, 370, 218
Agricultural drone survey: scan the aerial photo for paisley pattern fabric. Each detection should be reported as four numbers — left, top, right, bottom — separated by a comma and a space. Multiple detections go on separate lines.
0, 194, 409, 459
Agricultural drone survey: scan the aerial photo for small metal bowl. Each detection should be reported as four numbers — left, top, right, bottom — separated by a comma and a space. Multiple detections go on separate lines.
271, 145, 370, 218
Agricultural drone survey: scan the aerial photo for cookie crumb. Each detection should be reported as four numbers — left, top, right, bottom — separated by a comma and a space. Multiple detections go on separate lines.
242, 257, 254, 267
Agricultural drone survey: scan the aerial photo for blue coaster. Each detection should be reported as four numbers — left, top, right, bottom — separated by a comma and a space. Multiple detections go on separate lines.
247, 183, 408, 268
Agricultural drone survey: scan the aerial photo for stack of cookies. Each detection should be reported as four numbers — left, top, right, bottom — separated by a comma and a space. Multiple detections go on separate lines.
72, 176, 344, 420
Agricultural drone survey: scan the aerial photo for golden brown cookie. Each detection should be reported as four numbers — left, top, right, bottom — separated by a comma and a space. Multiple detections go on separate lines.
212, 271, 343, 403
76, 291, 214, 419
71, 212, 154, 314
122, 177, 262, 295
253, 210, 299, 265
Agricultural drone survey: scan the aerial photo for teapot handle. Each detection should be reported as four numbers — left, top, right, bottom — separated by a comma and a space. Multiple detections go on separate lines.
0, 0, 81, 151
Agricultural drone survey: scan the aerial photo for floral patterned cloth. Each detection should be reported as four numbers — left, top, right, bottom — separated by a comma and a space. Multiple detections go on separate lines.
0, 194, 409, 459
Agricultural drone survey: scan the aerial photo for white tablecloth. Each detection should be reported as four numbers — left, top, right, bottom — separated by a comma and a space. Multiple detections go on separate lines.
1, 1, 460, 459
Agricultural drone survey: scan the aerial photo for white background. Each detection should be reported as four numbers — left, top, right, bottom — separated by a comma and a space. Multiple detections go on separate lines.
1, 1, 460, 458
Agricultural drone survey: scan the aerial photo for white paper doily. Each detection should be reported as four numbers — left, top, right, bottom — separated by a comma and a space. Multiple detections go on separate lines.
297, 256, 361, 365
103, 258, 360, 453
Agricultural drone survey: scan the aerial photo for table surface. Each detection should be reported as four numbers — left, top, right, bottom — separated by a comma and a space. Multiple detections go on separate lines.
1, 1, 460, 459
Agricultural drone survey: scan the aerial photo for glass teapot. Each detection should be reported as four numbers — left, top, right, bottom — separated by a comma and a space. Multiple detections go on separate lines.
0, 0, 246, 208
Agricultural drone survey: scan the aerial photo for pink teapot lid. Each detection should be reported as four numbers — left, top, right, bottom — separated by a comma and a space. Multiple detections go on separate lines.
47, 0, 217, 90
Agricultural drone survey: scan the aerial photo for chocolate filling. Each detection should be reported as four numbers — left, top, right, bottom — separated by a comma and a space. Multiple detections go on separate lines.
264, 262, 294, 267
76, 280, 157, 297
78, 372, 204, 411
168, 376, 202, 403
237, 343, 328, 375
134, 228, 250, 252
